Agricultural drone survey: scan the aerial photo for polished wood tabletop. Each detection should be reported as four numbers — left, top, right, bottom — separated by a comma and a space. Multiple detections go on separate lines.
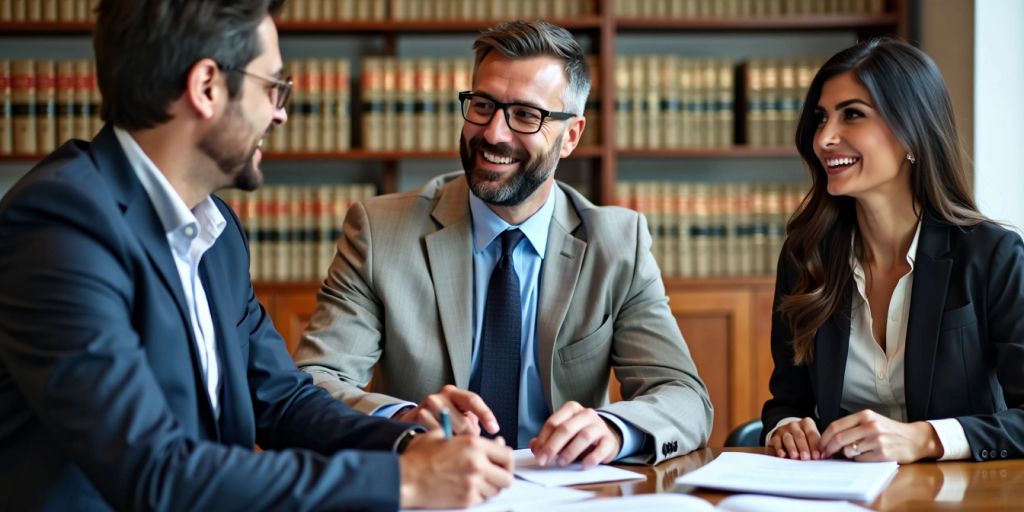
575, 448, 1024, 511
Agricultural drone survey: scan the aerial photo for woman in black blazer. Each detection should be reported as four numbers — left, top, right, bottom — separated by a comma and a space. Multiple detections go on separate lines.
762, 38, 1024, 463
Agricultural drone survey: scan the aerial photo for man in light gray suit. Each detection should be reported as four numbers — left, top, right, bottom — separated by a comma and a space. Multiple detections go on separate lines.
295, 20, 712, 466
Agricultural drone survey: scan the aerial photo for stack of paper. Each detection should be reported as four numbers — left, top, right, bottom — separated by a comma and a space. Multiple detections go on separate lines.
512, 448, 645, 487
401, 479, 593, 512
676, 452, 898, 502
546, 494, 869, 511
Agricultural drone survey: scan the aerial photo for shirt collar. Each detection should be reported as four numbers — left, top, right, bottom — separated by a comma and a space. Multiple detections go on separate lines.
469, 185, 555, 259
113, 126, 226, 246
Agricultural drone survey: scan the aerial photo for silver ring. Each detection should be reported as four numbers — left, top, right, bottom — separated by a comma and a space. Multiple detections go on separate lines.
849, 442, 860, 456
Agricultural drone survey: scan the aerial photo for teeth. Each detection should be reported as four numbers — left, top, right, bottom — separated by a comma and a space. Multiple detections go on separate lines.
826, 157, 859, 167
257, 139, 264, 149
482, 151, 515, 165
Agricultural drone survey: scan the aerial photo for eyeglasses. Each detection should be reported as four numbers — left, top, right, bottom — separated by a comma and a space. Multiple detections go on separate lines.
458, 91, 575, 135
219, 66, 293, 110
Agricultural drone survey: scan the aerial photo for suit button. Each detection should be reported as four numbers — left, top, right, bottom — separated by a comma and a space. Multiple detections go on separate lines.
1001, 450, 1008, 458
980, 450, 988, 459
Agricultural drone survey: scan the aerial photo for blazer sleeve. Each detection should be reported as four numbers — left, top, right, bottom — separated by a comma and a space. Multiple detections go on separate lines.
761, 245, 818, 441
0, 181, 403, 512
598, 212, 714, 464
293, 201, 406, 414
957, 230, 1024, 460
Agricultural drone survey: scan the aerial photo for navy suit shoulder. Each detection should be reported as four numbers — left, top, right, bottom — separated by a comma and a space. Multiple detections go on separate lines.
0, 127, 412, 511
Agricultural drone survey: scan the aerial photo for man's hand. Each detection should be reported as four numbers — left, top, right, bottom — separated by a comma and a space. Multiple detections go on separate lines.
396, 385, 499, 436
399, 431, 515, 509
528, 401, 622, 469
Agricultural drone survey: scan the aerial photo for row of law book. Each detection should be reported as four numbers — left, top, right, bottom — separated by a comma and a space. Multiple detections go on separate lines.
0, 58, 101, 155
614, 56, 734, 149
746, 57, 823, 147
0, 0, 96, 21
613, 55, 823, 149
612, 0, 886, 18
263, 58, 352, 154
616, 180, 806, 278
276, 0, 595, 22
217, 184, 376, 283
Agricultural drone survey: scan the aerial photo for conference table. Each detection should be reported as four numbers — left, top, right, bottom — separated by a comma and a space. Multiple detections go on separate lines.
576, 448, 1024, 510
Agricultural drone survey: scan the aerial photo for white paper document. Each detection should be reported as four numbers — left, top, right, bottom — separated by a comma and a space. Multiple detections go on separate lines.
675, 452, 898, 502
512, 448, 646, 487
401, 479, 593, 512
546, 493, 868, 512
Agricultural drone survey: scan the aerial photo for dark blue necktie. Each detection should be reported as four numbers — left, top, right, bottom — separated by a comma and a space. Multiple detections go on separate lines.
475, 229, 524, 447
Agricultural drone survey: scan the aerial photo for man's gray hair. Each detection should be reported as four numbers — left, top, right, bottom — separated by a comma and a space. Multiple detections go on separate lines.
472, 20, 591, 116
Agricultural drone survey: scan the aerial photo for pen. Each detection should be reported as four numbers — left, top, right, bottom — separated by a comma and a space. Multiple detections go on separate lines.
440, 407, 453, 439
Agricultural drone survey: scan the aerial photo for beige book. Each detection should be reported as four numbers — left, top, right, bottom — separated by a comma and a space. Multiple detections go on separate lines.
241, 189, 259, 281
297, 186, 317, 281
304, 59, 323, 153
708, 184, 726, 276
675, 182, 693, 277
434, 58, 453, 151
354, 0, 371, 20
761, 59, 780, 147
55, 60, 76, 147
717, 58, 735, 148
0, 0, 11, 21
381, 57, 397, 150
659, 55, 679, 148
745, 58, 764, 147
336, 0, 355, 20
72, 59, 91, 141
765, 183, 785, 275
659, 180, 678, 277
307, 0, 323, 20
723, 182, 741, 276
691, 59, 709, 148
315, 186, 334, 280
274, 186, 292, 282
89, 60, 101, 137
679, 58, 697, 147
643, 55, 661, 149
11, 59, 36, 155
320, 59, 339, 152
629, 55, 645, 149
691, 183, 712, 278
867, 0, 884, 14
735, 182, 755, 276
321, 0, 336, 20
0, 60, 10, 154
396, 58, 416, 151
414, 58, 437, 151
389, 0, 405, 20
337, 59, 351, 151
25, 0, 41, 20
288, 60, 307, 153
42, 0, 57, 20
613, 56, 631, 149
361, 57, 384, 151
778, 59, 798, 146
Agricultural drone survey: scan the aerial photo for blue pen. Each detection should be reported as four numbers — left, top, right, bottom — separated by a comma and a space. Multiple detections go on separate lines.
440, 408, 453, 439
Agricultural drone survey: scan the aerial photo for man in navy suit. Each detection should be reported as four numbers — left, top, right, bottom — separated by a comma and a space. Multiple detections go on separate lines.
0, 1, 513, 510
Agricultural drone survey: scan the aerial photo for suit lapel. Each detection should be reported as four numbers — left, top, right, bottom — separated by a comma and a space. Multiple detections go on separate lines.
91, 125, 220, 435
815, 289, 851, 426
425, 178, 475, 388
537, 186, 585, 407
904, 219, 952, 421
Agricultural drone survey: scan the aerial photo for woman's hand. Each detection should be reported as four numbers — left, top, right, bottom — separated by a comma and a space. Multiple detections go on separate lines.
767, 417, 823, 460
818, 409, 943, 463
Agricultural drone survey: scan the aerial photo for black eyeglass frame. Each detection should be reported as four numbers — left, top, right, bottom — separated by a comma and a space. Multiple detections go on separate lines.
219, 65, 293, 110
458, 91, 576, 134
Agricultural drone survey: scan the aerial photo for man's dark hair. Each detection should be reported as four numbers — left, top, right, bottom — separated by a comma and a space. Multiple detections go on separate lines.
93, 0, 284, 130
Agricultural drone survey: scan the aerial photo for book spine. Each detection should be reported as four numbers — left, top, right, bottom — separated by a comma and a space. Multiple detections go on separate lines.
11, 59, 36, 155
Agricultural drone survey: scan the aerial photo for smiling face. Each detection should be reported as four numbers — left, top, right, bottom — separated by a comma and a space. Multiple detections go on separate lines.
813, 72, 912, 202
459, 52, 583, 208
199, 15, 287, 191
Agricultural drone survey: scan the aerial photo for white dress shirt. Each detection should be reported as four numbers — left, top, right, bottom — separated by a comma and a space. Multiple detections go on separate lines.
113, 127, 226, 414
768, 222, 971, 460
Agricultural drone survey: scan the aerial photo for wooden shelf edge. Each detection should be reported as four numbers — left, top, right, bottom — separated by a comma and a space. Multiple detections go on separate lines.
277, 17, 603, 33
615, 13, 900, 31
617, 146, 799, 158
0, 21, 93, 34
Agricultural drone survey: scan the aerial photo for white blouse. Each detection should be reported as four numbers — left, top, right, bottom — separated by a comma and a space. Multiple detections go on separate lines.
768, 222, 970, 460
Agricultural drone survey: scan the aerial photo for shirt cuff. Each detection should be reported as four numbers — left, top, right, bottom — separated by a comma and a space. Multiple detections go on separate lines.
764, 417, 803, 447
371, 401, 417, 418
596, 411, 644, 461
928, 418, 971, 461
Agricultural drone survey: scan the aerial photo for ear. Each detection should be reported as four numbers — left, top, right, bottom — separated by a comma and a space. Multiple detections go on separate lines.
185, 58, 222, 120
559, 115, 586, 158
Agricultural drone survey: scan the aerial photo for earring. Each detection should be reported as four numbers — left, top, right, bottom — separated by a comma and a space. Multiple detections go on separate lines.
906, 153, 916, 164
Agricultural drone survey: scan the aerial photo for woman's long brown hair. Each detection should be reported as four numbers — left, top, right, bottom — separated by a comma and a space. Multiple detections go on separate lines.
781, 38, 987, 365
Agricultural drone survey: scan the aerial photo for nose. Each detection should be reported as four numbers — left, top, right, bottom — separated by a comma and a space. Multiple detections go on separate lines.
273, 103, 288, 125
482, 107, 513, 144
816, 117, 840, 150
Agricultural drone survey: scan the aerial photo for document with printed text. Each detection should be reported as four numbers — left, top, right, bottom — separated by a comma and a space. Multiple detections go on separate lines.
675, 452, 898, 502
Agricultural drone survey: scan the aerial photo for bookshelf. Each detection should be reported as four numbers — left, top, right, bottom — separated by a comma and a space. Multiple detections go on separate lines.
1, 0, 910, 447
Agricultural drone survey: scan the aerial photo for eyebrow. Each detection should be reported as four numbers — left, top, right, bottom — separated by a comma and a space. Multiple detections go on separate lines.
831, 98, 873, 110
473, 90, 549, 111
